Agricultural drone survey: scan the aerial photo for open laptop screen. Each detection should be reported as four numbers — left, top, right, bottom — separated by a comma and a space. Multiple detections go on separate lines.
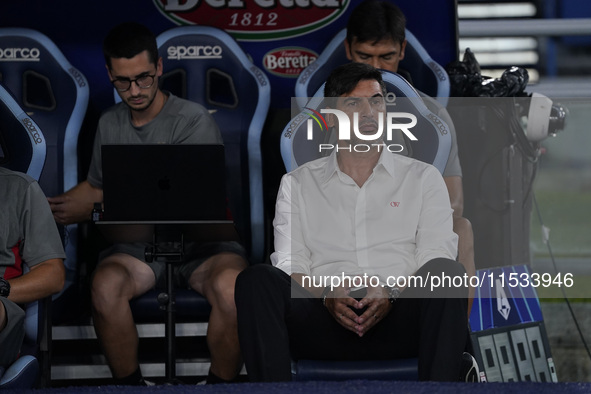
101, 144, 227, 222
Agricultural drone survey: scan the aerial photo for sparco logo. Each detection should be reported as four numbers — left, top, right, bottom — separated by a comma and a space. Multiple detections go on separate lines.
297, 61, 319, 85
167, 45, 223, 60
249, 65, 268, 86
428, 61, 447, 82
23, 118, 42, 144
427, 113, 449, 136
0, 47, 40, 62
283, 112, 309, 139
68, 67, 87, 87
154, 0, 350, 41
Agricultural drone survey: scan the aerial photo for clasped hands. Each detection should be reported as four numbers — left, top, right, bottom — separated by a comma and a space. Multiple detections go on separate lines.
323, 284, 392, 337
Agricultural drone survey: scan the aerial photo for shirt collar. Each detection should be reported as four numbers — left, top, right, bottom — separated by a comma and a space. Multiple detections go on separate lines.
321, 149, 397, 184
321, 150, 340, 184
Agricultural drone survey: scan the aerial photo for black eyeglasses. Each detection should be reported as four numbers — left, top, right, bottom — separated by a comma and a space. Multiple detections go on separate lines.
111, 74, 156, 92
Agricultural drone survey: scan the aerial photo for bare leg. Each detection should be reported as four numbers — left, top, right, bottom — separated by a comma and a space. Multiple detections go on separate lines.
453, 216, 475, 315
189, 252, 247, 381
91, 253, 155, 378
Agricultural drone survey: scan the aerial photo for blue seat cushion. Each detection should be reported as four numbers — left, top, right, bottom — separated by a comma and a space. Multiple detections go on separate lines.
292, 358, 419, 381
130, 288, 211, 323
0, 355, 39, 389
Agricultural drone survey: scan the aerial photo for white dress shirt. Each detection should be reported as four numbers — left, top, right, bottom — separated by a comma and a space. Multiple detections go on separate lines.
271, 149, 458, 285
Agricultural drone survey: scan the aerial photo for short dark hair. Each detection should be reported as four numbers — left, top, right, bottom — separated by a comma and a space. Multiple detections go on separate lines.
324, 62, 386, 105
103, 22, 159, 70
346, 0, 406, 46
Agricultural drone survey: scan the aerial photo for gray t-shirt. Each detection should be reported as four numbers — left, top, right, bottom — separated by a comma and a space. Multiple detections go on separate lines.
0, 167, 66, 277
87, 92, 222, 188
397, 69, 462, 178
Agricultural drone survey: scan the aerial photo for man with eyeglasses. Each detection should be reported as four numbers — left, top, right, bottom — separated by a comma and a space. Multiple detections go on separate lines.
48, 22, 247, 386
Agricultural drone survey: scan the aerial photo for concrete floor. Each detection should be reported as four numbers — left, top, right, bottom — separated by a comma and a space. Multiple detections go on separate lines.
540, 302, 591, 382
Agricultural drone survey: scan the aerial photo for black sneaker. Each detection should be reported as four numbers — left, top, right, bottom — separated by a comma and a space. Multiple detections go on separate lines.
460, 352, 480, 382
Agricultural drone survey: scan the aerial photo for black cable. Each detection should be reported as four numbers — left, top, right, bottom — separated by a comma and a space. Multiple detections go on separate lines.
476, 145, 509, 213
475, 101, 539, 213
532, 192, 591, 361
523, 161, 538, 210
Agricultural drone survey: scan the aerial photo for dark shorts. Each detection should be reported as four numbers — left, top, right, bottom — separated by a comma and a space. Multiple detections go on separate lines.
0, 298, 26, 369
99, 241, 247, 289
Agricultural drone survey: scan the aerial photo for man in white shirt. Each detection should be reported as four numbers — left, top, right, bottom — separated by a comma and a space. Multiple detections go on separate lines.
235, 63, 475, 382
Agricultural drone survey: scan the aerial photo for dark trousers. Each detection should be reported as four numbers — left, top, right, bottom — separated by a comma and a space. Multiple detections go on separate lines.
235, 258, 469, 382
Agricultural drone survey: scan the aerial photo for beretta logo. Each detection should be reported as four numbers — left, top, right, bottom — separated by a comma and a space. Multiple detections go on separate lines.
264, 47, 318, 77
153, 0, 350, 40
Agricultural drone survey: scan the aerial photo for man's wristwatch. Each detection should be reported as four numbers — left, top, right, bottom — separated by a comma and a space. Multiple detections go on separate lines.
321, 286, 332, 306
0, 277, 10, 298
384, 286, 401, 304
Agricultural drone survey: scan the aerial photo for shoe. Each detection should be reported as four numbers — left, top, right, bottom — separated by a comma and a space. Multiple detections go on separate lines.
138, 378, 156, 386
460, 352, 480, 382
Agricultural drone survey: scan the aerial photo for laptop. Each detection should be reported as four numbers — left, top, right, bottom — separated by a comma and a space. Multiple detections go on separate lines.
101, 144, 228, 222
98, 144, 237, 243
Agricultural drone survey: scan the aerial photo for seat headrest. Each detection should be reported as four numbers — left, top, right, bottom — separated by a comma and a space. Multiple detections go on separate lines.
295, 28, 450, 110
0, 28, 88, 113
0, 28, 88, 195
158, 26, 262, 112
